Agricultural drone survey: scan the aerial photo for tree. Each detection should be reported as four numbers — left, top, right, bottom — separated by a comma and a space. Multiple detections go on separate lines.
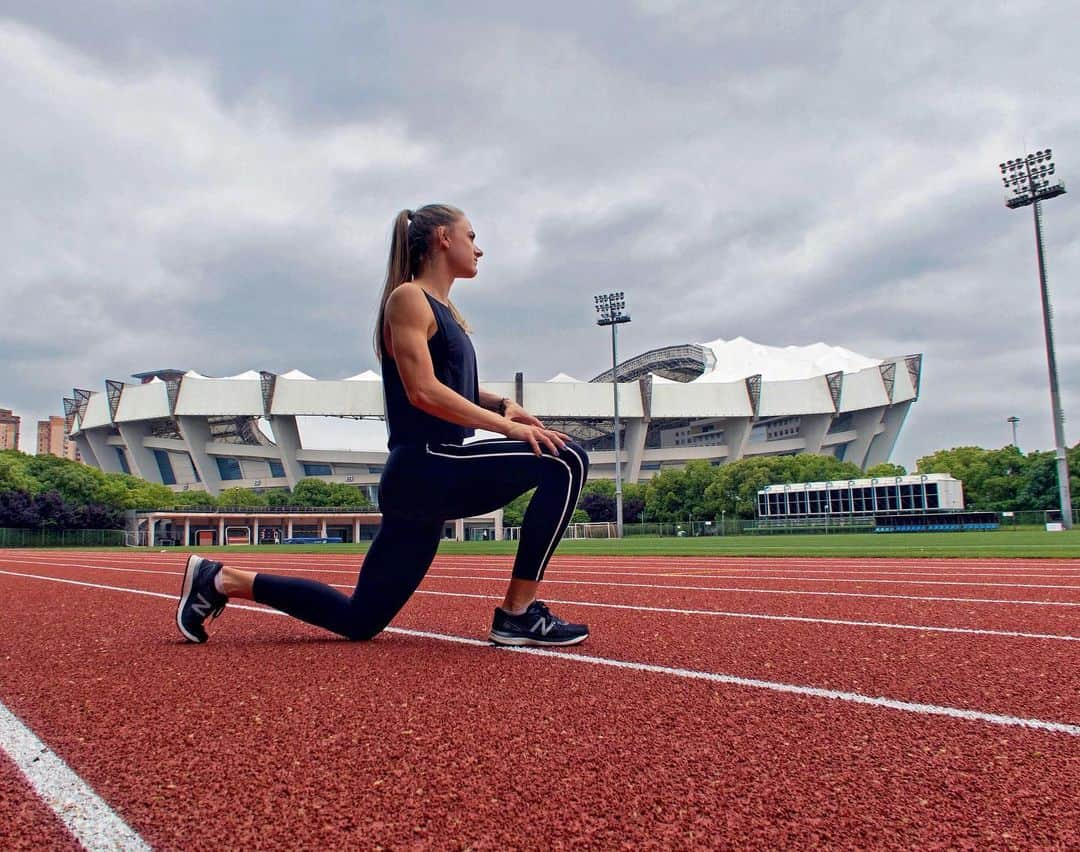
290, 478, 334, 507
502, 489, 533, 527
865, 462, 907, 477
218, 488, 268, 508
326, 483, 373, 509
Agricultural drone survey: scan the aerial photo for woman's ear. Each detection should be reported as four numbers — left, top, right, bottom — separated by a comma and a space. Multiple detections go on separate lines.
437, 225, 451, 249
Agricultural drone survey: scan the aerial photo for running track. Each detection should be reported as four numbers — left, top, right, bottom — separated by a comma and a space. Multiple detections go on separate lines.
2, 550, 1079, 849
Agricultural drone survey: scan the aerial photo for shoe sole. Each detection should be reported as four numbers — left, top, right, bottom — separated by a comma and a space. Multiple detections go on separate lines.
176, 555, 206, 644
488, 630, 589, 647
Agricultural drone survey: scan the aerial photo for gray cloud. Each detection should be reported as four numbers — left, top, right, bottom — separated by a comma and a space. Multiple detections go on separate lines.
1, 2, 1079, 470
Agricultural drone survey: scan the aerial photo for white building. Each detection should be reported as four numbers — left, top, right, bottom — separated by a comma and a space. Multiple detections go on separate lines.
64, 337, 921, 498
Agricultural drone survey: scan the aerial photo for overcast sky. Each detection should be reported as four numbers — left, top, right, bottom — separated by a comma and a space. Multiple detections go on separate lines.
2, 0, 1079, 468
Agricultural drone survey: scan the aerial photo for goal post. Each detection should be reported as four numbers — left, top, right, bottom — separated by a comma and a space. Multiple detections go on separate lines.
563, 522, 615, 539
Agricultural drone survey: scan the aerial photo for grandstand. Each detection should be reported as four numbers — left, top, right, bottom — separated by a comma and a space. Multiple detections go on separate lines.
64, 336, 921, 497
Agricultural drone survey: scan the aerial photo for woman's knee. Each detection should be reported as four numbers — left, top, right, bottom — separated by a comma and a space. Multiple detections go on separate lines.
562, 441, 589, 477
343, 618, 387, 642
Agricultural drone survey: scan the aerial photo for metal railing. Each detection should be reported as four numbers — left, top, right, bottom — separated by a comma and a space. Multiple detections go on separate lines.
0, 528, 126, 548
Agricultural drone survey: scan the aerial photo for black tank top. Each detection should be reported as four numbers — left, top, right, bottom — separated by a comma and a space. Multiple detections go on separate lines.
381, 290, 479, 450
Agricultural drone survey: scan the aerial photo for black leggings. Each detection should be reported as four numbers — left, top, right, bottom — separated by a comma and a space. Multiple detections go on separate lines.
251, 439, 589, 640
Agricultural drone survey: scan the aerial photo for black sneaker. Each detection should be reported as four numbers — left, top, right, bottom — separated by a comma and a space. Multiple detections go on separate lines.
176, 555, 227, 644
489, 601, 588, 647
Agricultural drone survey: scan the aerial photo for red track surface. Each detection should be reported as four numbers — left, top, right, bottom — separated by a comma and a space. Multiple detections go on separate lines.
2, 550, 1079, 849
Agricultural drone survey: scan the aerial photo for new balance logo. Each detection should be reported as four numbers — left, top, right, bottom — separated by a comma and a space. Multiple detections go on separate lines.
191, 593, 213, 618
531, 616, 557, 636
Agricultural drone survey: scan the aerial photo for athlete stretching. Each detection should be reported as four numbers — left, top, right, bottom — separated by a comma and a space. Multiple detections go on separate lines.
176, 204, 589, 647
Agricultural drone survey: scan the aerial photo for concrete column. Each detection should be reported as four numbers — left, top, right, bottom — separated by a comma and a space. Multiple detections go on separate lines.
623, 417, 649, 484
176, 416, 224, 497
184, 518, 191, 546
84, 427, 124, 473
218, 517, 225, 546
494, 510, 503, 541
353, 519, 361, 543
116, 421, 164, 484
266, 416, 305, 490
73, 435, 98, 468
148, 518, 156, 547
455, 518, 465, 541
722, 416, 754, 463
319, 518, 328, 538
287, 518, 294, 538
798, 413, 834, 456
863, 401, 914, 469
845, 406, 887, 470
253, 517, 260, 545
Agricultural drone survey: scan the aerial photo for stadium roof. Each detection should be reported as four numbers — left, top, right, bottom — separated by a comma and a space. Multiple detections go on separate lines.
694, 337, 881, 383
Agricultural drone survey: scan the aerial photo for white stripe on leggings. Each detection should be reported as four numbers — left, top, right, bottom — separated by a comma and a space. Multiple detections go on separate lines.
425, 440, 581, 581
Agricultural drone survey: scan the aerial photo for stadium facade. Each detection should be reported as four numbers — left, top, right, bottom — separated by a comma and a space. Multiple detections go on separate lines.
64, 337, 921, 498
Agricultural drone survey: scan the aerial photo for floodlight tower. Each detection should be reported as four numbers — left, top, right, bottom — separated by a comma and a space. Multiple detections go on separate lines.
594, 292, 631, 538
999, 149, 1071, 527
1007, 416, 1020, 449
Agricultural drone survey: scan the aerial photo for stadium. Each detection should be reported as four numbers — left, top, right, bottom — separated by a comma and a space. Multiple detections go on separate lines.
64, 336, 921, 498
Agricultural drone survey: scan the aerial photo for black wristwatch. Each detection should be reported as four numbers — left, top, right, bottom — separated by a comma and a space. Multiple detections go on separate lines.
497, 398, 510, 416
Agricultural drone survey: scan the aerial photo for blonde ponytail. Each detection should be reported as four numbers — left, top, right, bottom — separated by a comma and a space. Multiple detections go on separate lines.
373, 204, 468, 359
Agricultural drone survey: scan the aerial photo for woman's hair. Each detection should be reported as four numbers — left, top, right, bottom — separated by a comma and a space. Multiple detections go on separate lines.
374, 203, 471, 359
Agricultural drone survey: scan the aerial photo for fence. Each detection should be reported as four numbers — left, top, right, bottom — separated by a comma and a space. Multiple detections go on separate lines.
0, 528, 127, 548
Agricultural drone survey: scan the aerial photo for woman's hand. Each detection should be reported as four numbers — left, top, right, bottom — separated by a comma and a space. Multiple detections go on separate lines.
504, 421, 570, 456
504, 400, 545, 428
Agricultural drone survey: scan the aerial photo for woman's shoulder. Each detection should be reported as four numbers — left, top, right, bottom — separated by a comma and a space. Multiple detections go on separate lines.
385, 283, 438, 335
386, 281, 428, 306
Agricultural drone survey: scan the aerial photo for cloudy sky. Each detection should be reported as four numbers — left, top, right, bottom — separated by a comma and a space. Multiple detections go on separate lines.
2, 0, 1079, 468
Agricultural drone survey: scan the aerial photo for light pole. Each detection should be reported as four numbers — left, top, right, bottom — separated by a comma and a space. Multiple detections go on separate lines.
1007, 416, 1020, 449
595, 292, 631, 538
999, 149, 1072, 528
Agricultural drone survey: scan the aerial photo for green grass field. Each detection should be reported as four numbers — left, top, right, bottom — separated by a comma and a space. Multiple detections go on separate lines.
112, 529, 1080, 559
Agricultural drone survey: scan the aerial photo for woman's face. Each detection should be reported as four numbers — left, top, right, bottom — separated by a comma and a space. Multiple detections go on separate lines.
442, 216, 483, 278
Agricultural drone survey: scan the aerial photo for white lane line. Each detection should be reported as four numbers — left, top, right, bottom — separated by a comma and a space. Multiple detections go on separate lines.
0, 701, 151, 852
388, 627, 1080, 738
2, 569, 1079, 738
20, 554, 1080, 590
9, 558, 1080, 609
10, 562, 1080, 632
404, 589, 1080, 643
420, 573, 1080, 608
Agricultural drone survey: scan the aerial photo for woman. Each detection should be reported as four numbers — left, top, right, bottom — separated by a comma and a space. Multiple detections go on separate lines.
176, 204, 590, 647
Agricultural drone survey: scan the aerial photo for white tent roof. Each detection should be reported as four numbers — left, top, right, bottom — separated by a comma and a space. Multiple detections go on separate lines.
694, 337, 880, 383
345, 370, 382, 382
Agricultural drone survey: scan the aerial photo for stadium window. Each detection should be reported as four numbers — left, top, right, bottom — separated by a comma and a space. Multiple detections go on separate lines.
115, 447, 131, 475
303, 463, 333, 476
926, 484, 940, 509
268, 459, 285, 478
900, 484, 915, 510
153, 449, 176, 486
216, 457, 243, 481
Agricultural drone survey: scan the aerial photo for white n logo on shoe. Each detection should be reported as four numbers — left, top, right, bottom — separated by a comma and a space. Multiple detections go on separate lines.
191, 593, 213, 618
531, 616, 557, 636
